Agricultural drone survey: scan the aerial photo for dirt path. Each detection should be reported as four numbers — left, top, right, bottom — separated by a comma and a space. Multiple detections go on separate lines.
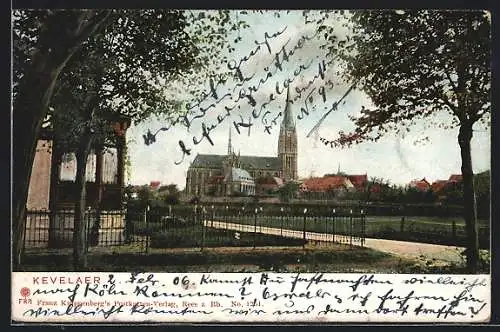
205, 220, 465, 263
363, 238, 464, 263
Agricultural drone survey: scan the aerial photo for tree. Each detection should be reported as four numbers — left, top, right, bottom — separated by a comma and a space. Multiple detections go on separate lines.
330, 10, 490, 272
13, 9, 247, 268
158, 184, 181, 205
474, 170, 490, 219
137, 186, 154, 206
48, 10, 203, 269
12, 9, 112, 267
278, 182, 300, 203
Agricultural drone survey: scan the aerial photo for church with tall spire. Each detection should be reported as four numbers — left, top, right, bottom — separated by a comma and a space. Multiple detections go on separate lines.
185, 86, 298, 197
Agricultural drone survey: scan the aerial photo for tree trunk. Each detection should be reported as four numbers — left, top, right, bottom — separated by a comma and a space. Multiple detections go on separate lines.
458, 121, 479, 273
13, 68, 63, 269
48, 148, 62, 247
12, 11, 111, 268
72, 133, 93, 270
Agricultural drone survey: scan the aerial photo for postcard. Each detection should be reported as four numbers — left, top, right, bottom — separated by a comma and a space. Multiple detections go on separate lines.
11, 9, 491, 324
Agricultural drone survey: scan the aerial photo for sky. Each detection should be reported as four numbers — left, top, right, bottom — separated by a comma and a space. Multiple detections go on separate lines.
125, 10, 491, 189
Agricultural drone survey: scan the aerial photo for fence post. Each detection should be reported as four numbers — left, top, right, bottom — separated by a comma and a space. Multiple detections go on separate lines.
48, 208, 55, 248
349, 209, 353, 247
23, 210, 28, 255
361, 209, 365, 247
253, 208, 258, 249
211, 205, 215, 228
85, 210, 90, 254
303, 208, 308, 249
332, 209, 336, 243
145, 204, 150, 254
280, 207, 284, 237
259, 206, 263, 232
201, 207, 206, 251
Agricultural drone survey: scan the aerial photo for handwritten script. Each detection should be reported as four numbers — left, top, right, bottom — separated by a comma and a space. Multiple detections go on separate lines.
143, 23, 349, 163
12, 272, 490, 323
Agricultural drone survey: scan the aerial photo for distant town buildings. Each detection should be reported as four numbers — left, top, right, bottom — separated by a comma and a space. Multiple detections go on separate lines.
299, 172, 368, 200
410, 174, 463, 193
409, 178, 431, 191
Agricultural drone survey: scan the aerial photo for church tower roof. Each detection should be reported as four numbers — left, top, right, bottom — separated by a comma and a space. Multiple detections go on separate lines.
281, 85, 295, 130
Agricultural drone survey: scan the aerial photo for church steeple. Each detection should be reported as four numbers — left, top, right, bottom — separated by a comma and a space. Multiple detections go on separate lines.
228, 126, 232, 155
281, 85, 295, 130
278, 85, 298, 182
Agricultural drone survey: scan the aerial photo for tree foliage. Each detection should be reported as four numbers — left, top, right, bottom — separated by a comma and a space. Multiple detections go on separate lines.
278, 181, 301, 203
329, 10, 491, 272
158, 184, 181, 205
331, 10, 490, 146
12, 9, 247, 268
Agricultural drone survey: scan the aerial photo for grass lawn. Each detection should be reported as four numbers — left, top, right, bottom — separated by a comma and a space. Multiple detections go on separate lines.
127, 222, 306, 248
18, 243, 472, 274
203, 214, 490, 248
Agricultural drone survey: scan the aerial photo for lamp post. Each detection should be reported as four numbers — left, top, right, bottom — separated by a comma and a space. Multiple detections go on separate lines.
145, 202, 150, 253
259, 206, 263, 232
242, 206, 245, 233
303, 208, 308, 249
349, 209, 353, 247
280, 207, 284, 237
332, 208, 336, 243
211, 205, 214, 228
201, 206, 207, 250
225, 205, 229, 231
253, 208, 258, 249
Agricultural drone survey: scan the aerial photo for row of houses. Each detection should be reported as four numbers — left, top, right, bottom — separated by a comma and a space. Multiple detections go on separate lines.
133, 173, 467, 201
409, 174, 463, 194
298, 173, 465, 199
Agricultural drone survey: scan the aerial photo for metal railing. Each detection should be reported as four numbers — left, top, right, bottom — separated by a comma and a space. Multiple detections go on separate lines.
23, 206, 367, 253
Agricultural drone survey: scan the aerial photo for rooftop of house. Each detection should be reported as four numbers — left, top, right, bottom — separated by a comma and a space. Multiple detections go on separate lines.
410, 178, 431, 191
346, 174, 368, 188
448, 174, 463, 182
431, 181, 448, 194
301, 176, 353, 192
